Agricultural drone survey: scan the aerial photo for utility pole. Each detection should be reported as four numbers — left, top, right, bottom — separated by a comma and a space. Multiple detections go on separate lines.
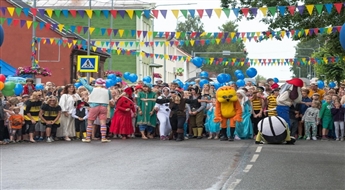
31, 0, 36, 68
108, 0, 114, 71
86, 0, 91, 83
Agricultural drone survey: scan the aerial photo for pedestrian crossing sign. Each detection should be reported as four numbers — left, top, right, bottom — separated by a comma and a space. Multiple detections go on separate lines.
77, 55, 99, 72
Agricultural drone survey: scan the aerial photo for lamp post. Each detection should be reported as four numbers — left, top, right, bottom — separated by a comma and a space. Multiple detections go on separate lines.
31, 0, 37, 80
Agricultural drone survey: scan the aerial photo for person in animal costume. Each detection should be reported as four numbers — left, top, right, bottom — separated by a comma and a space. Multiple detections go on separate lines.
214, 86, 242, 141
276, 78, 303, 127
255, 116, 296, 144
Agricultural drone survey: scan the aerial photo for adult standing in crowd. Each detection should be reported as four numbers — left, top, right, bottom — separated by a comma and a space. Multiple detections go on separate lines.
57, 84, 80, 141
110, 87, 136, 140
39, 95, 61, 143
24, 91, 43, 143
0, 96, 7, 144
136, 83, 157, 139
188, 85, 206, 139
78, 73, 111, 143
308, 82, 325, 100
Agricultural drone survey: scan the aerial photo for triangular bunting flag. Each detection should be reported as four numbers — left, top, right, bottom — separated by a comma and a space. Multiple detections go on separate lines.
188, 9, 195, 18
26, 20, 32, 29
334, 3, 342, 13
278, 6, 286, 16
46, 8, 53, 17
152, 10, 159, 18
324, 4, 333, 14
297, 5, 305, 15
85, 9, 93, 18
205, 9, 213, 18
305, 5, 314, 15
7, 7, 15, 16
15, 7, 22, 16
268, 7, 277, 16
232, 8, 240, 17
197, 9, 204, 18
180, 10, 188, 18
126, 10, 134, 19
223, 8, 230, 18
250, 8, 258, 17
214, 9, 222, 18
54, 9, 61, 18
171, 10, 179, 18
135, 10, 142, 18
62, 10, 69, 17
241, 8, 249, 17
259, 7, 268, 16
288, 6, 295, 15
315, 4, 323, 14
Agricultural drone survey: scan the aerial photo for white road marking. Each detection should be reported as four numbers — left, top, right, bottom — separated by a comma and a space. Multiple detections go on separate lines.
255, 146, 262, 153
250, 154, 259, 162
243, 164, 253, 173
228, 179, 242, 190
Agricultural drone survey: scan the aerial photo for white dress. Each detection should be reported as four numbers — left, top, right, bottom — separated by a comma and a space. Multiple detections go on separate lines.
155, 95, 171, 137
57, 93, 80, 137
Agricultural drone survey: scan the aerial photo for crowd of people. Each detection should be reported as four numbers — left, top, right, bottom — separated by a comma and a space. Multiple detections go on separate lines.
0, 75, 344, 145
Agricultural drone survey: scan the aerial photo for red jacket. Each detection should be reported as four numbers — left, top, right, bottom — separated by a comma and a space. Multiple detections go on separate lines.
23, 84, 35, 95
271, 83, 279, 89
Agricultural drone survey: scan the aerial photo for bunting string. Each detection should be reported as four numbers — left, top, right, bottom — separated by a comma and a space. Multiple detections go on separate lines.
32, 37, 345, 67
1, 3, 345, 19
0, 16, 342, 46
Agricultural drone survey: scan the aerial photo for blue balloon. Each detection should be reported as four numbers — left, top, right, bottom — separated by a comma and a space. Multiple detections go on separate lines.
0, 25, 4, 47
115, 77, 122, 83
191, 57, 203, 68
217, 73, 226, 83
143, 76, 152, 83
224, 74, 231, 82
273, 77, 279, 83
107, 74, 116, 80
74, 82, 82, 88
128, 73, 138, 83
214, 82, 221, 90
246, 67, 258, 78
123, 72, 130, 80
236, 73, 245, 80
317, 80, 325, 89
183, 84, 189, 90
105, 79, 114, 88
200, 71, 209, 77
340, 23, 345, 50
234, 70, 242, 76
236, 79, 246, 87
177, 81, 184, 88
329, 82, 336, 88
200, 79, 209, 88
35, 83, 44, 90
14, 83, 23, 96
189, 82, 195, 85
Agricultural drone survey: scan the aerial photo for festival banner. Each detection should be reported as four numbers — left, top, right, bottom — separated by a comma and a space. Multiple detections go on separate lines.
34, 36, 345, 67
0, 16, 342, 44
0, 3, 344, 19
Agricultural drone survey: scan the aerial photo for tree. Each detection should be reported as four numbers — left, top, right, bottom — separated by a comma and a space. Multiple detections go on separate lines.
175, 15, 208, 55
255, 74, 267, 84
202, 21, 249, 77
313, 46, 345, 85
221, 0, 345, 81
290, 35, 327, 79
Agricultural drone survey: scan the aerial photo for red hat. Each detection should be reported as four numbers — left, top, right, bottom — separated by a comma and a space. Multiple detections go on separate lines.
286, 78, 303, 87
124, 87, 134, 98
135, 85, 143, 90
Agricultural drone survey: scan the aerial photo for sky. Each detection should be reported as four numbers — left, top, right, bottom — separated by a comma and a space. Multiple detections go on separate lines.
140, 0, 298, 80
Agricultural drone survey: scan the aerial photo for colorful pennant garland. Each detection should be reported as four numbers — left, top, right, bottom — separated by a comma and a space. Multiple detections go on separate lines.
0, 16, 342, 46
1, 3, 344, 19
34, 36, 345, 66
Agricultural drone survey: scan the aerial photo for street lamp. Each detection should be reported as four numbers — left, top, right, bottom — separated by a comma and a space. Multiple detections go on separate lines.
296, 67, 301, 78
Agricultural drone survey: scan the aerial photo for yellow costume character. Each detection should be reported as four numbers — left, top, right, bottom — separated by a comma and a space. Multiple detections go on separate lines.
214, 86, 242, 141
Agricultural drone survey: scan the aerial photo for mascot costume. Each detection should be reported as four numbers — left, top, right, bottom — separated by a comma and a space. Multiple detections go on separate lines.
214, 86, 242, 141
255, 116, 296, 144
276, 78, 303, 127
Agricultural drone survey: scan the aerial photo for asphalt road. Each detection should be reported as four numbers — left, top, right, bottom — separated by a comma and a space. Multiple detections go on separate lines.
1, 139, 344, 190
1, 138, 253, 190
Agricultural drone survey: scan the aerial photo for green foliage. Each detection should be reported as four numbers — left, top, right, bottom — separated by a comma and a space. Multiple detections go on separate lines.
255, 74, 267, 83
313, 46, 345, 85
203, 21, 249, 77
175, 15, 208, 55
221, 0, 345, 81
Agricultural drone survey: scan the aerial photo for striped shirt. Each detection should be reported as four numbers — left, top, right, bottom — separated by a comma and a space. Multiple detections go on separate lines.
267, 95, 277, 116
24, 100, 42, 121
251, 98, 263, 111
41, 103, 62, 124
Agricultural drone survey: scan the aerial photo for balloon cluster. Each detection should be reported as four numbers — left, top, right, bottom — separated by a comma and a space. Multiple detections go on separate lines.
124, 72, 138, 83
105, 74, 123, 88
173, 79, 184, 89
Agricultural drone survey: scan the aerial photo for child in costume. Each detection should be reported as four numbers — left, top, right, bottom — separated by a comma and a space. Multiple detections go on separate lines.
301, 101, 320, 140
71, 100, 88, 140
8, 107, 24, 143
205, 98, 220, 139
318, 95, 333, 141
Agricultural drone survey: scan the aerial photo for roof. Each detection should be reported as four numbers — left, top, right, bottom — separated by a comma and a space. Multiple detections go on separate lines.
7, 0, 110, 57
